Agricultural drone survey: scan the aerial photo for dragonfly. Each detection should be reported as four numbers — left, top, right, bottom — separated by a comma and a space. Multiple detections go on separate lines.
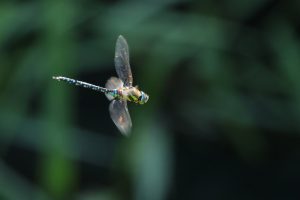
53, 35, 149, 136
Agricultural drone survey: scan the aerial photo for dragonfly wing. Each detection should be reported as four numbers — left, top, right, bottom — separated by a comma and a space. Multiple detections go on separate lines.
105, 77, 124, 100
114, 35, 133, 87
109, 100, 132, 136
105, 77, 123, 90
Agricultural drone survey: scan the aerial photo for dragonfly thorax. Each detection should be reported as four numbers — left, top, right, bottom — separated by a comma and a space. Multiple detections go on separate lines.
114, 87, 148, 104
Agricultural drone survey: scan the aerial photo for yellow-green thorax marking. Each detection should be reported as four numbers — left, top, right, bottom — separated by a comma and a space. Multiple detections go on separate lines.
111, 86, 149, 105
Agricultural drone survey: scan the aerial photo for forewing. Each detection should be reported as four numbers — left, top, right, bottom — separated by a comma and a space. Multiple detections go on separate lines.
114, 35, 133, 86
109, 100, 132, 136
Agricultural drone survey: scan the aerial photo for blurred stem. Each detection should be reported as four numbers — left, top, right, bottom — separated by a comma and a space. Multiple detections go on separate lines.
39, 0, 77, 198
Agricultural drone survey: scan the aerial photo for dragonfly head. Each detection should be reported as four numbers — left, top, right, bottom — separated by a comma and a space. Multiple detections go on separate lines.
138, 91, 149, 105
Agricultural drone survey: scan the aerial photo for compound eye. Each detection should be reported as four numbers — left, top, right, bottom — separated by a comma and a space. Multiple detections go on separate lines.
138, 95, 143, 101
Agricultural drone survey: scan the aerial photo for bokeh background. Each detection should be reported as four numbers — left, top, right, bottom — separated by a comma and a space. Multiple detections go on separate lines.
1, 0, 300, 199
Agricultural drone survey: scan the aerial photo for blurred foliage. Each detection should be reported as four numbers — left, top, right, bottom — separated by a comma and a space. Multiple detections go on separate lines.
0, 0, 300, 199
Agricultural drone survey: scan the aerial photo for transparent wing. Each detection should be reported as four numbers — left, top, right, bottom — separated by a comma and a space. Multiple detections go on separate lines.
105, 77, 123, 100
109, 100, 132, 136
105, 77, 123, 90
114, 35, 133, 87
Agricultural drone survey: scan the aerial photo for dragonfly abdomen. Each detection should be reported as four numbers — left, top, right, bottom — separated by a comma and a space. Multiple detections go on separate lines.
53, 76, 113, 94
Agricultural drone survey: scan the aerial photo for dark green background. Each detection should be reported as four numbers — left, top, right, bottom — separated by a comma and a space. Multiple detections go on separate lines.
0, 0, 300, 199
